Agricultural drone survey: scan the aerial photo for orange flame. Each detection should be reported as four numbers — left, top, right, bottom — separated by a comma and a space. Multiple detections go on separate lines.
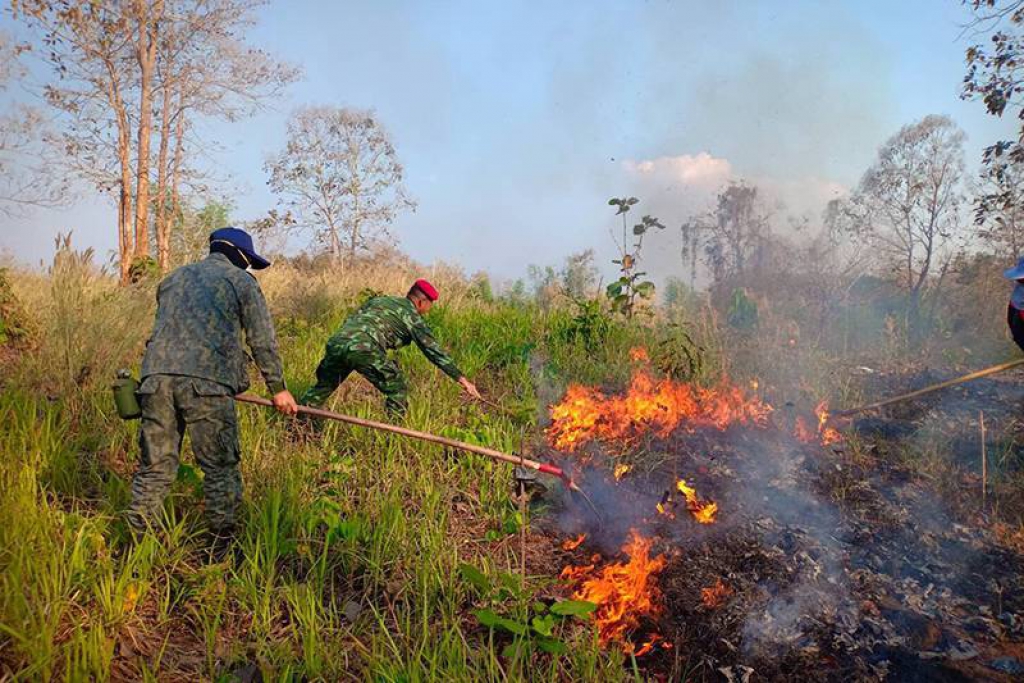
547, 367, 773, 452
677, 479, 718, 524
629, 347, 650, 363
815, 400, 842, 445
633, 633, 666, 657
700, 578, 733, 608
613, 463, 632, 481
562, 529, 666, 654
794, 416, 815, 442
561, 533, 587, 551
793, 401, 842, 445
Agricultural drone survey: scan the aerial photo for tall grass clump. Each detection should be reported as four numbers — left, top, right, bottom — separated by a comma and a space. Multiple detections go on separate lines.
20, 235, 153, 405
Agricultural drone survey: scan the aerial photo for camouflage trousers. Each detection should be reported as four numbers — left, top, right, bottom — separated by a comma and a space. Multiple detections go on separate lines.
127, 375, 242, 533
300, 337, 409, 416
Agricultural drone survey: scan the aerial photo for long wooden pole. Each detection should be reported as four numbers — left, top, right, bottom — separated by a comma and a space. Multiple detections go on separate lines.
980, 410, 987, 512
233, 394, 580, 492
833, 358, 1024, 418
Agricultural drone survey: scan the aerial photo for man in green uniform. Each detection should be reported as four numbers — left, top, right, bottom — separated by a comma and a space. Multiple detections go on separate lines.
301, 279, 480, 416
128, 227, 298, 544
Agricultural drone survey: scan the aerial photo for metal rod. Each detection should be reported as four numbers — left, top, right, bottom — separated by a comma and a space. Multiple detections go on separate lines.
832, 357, 1024, 418
234, 393, 582, 492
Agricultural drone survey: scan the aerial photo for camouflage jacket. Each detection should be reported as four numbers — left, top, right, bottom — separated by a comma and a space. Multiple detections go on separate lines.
332, 295, 463, 380
141, 252, 286, 394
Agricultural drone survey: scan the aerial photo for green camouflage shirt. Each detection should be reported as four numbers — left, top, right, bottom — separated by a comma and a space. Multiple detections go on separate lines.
141, 252, 286, 394
333, 295, 463, 380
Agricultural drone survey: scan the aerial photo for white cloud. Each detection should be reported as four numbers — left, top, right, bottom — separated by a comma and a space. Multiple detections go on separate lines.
623, 151, 848, 221
622, 152, 733, 189
613, 151, 852, 288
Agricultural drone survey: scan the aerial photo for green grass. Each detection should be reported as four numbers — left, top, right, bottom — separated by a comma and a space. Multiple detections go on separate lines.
0, 251, 665, 681
4, 247, 1021, 681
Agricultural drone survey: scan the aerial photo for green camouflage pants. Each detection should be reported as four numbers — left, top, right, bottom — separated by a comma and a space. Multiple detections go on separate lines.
300, 338, 409, 416
127, 375, 242, 533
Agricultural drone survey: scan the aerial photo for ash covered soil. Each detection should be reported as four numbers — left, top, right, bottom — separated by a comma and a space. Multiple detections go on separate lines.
527, 372, 1024, 682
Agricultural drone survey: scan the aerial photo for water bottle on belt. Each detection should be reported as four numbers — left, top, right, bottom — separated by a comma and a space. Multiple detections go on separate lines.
111, 369, 142, 420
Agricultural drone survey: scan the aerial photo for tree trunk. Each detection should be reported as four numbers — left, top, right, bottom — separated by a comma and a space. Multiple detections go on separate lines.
119, 168, 133, 283
169, 86, 186, 256
107, 63, 134, 284
154, 74, 173, 271
132, 0, 162, 262
330, 227, 342, 265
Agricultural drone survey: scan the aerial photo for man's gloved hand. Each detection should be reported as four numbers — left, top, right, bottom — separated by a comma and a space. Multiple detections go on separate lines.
458, 377, 481, 400
273, 389, 299, 416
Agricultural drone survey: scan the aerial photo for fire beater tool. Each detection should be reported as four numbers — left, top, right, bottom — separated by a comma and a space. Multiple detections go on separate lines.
234, 394, 602, 518
832, 357, 1024, 418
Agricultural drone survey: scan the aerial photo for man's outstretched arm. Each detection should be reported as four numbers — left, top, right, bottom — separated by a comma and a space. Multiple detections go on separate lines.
238, 278, 298, 415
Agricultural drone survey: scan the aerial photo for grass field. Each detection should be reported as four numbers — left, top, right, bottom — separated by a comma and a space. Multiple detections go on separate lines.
0, 243, 671, 681
3, 242, 1024, 681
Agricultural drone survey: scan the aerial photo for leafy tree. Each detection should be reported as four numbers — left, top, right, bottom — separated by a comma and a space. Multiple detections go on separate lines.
962, 1, 1024, 227
560, 249, 599, 300
679, 181, 773, 290
704, 182, 772, 285
527, 249, 599, 307
265, 106, 416, 264
170, 199, 233, 267
976, 159, 1024, 258
605, 196, 665, 318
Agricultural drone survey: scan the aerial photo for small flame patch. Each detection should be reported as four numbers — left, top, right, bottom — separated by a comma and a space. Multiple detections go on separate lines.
561, 533, 587, 551
561, 529, 666, 655
700, 578, 733, 608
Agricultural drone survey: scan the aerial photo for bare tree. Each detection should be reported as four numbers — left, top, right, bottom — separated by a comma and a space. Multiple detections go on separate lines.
842, 115, 967, 324
13, 0, 297, 280
151, 0, 299, 270
130, 0, 164, 262
0, 30, 67, 215
265, 106, 416, 263
14, 1, 140, 282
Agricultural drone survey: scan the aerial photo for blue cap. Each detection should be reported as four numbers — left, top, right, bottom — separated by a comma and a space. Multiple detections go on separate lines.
209, 227, 271, 270
1005, 256, 1024, 280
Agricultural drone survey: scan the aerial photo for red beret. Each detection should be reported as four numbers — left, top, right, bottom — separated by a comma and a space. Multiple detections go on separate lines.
413, 278, 439, 301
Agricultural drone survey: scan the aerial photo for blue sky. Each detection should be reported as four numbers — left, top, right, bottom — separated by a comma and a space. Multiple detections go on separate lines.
0, 0, 1016, 282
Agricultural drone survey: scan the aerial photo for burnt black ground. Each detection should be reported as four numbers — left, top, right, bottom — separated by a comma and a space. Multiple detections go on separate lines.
537, 406, 1024, 682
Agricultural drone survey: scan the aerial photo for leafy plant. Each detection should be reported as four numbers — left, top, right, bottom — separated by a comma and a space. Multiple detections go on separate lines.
726, 287, 759, 331
357, 287, 383, 303
606, 197, 665, 318
0, 267, 34, 347
459, 563, 596, 658
559, 297, 614, 351
654, 323, 705, 381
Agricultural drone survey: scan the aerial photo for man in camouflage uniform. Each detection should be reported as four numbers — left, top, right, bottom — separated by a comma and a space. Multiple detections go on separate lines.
128, 227, 298, 543
301, 279, 480, 416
